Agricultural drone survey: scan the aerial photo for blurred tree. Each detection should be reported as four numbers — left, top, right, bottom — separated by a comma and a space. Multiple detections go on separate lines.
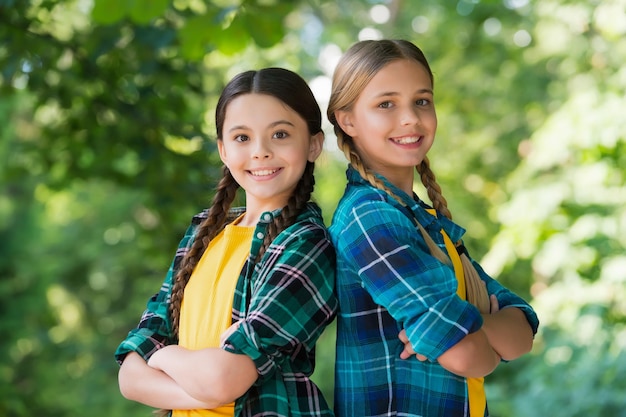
1, 0, 625, 416
1, 0, 310, 415
479, 2, 626, 414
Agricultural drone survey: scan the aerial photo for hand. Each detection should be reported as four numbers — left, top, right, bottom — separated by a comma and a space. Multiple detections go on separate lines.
398, 329, 427, 361
220, 320, 242, 347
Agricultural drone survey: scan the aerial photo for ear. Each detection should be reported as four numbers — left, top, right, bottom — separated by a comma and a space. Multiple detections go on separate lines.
334, 110, 357, 137
217, 140, 228, 165
308, 132, 324, 162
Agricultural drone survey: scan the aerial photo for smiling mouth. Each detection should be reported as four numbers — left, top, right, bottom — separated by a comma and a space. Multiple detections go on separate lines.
391, 136, 422, 145
249, 168, 280, 176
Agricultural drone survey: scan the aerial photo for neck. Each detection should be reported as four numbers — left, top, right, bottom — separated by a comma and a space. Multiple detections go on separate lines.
236, 212, 259, 227
381, 168, 415, 196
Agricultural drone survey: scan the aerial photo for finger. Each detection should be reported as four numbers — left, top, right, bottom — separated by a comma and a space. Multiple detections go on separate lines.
400, 346, 415, 360
490, 294, 500, 313
398, 329, 409, 343
415, 353, 427, 362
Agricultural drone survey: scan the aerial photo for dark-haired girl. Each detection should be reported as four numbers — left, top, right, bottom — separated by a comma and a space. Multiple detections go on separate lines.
115, 68, 337, 417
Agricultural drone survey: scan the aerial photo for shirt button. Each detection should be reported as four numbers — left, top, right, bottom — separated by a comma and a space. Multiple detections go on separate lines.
256, 232, 264, 239
263, 213, 271, 221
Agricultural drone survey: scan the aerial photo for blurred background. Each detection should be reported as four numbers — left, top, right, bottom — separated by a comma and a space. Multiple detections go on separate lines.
1, 0, 625, 415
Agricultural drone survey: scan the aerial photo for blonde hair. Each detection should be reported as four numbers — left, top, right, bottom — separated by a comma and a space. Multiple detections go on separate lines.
328, 40, 490, 313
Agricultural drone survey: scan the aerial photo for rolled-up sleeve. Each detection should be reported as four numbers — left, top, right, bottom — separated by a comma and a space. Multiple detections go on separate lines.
337, 199, 482, 361
114, 221, 199, 365
223, 222, 337, 381
114, 280, 173, 364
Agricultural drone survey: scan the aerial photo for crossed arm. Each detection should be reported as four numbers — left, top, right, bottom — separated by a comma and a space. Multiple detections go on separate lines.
399, 294, 535, 377
117, 221, 337, 412
479, 295, 534, 360
118, 345, 257, 410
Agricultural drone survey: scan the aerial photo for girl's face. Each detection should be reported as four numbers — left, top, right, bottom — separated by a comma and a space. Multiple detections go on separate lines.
218, 93, 323, 220
335, 59, 437, 194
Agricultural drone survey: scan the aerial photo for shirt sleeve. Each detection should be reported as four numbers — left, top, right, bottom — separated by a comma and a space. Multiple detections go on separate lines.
114, 222, 198, 365
223, 221, 337, 382
336, 199, 483, 361
114, 280, 174, 365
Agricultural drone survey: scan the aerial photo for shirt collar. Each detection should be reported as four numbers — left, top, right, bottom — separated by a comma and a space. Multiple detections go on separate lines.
346, 165, 465, 242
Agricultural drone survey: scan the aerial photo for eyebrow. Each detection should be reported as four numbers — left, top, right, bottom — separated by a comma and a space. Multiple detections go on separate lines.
374, 88, 434, 98
269, 120, 295, 128
227, 119, 295, 133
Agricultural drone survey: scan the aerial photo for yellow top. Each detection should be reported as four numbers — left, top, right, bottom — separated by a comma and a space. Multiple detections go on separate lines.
173, 220, 254, 417
427, 209, 486, 417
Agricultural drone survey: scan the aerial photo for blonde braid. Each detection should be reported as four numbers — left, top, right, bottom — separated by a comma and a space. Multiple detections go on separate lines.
169, 167, 239, 337
416, 159, 490, 313
416, 157, 451, 220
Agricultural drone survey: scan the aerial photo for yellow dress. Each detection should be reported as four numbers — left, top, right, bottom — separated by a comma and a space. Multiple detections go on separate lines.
173, 220, 254, 417
429, 209, 486, 417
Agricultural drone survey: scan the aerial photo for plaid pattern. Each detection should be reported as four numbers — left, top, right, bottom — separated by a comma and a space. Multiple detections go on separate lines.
115, 203, 338, 417
329, 167, 539, 417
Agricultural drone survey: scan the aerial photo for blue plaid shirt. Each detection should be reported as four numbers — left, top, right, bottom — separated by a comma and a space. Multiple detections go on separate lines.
116, 202, 338, 417
329, 167, 539, 417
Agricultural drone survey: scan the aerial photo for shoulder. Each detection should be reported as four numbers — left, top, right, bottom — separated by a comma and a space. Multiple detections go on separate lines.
265, 204, 335, 266
174, 210, 208, 249
281, 202, 330, 243
331, 184, 411, 232
191, 209, 208, 225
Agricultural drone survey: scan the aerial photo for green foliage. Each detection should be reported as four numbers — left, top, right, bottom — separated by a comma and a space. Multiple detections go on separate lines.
1, 0, 625, 415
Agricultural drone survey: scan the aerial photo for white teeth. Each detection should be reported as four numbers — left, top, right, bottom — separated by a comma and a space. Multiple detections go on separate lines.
250, 169, 278, 176
393, 136, 420, 144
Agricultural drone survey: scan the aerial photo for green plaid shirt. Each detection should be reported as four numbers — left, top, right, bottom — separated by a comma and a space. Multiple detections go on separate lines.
115, 202, 337, 417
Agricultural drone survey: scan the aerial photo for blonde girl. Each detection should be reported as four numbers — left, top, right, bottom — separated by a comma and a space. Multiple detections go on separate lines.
327, 39, 539, 417
116, 68, 337, 417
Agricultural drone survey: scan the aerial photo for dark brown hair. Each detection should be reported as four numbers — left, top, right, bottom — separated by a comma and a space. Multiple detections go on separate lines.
169, 68, 323, 336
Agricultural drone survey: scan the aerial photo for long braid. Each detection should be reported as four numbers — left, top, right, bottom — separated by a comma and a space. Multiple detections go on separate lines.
257, 161, 316, 262
417, 158, 490, 312
169, 166, 239, 337
416, 157, 451, 220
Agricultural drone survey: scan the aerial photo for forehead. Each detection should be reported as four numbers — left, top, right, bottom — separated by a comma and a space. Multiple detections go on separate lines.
223, 93, 305, 127
360, 59, 433, 97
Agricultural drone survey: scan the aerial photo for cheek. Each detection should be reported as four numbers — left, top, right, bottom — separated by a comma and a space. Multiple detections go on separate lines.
426, 109, 437, 128
430, 111, 438, 125
353, 112, 386, 136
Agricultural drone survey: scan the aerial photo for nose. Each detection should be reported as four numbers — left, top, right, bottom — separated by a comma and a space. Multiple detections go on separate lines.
251, 138, 272, 159
400, 106, 420, 126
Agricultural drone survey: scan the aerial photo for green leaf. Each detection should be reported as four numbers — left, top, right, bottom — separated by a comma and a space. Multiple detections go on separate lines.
178, 13, 220, 60
215, 14, 250, 55
241, 5, 288, 48
128, 0, 170, 25
91, 0, 128, 24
